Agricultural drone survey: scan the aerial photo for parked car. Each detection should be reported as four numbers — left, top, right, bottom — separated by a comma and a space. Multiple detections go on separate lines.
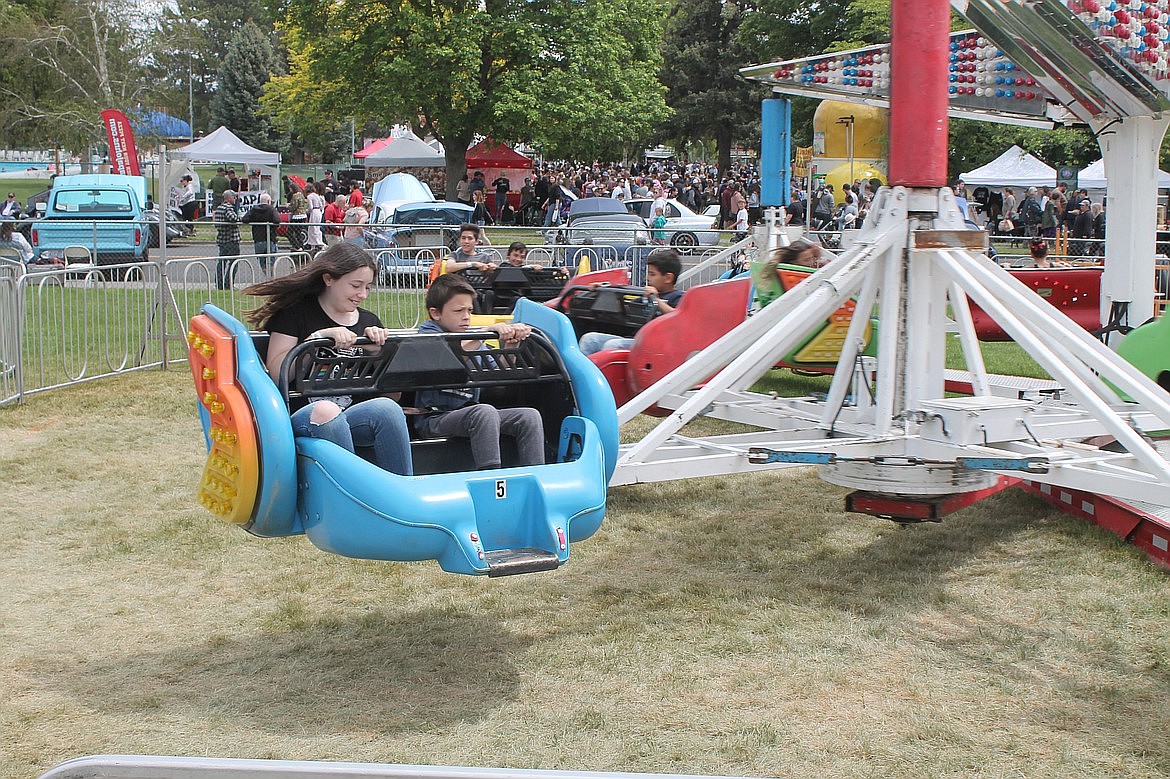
625, 198, 720, 248
29, 174, 151, 267
557, 212, 652, 268
548, 198, 646, 246
565, 197, 627, 224
372, 200, 475, 249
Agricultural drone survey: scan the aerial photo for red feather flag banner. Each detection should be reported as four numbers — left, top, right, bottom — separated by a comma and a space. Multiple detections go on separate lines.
101, 109, 141, 176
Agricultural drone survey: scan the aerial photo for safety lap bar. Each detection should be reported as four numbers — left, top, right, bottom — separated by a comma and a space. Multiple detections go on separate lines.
277, 329, 568, 406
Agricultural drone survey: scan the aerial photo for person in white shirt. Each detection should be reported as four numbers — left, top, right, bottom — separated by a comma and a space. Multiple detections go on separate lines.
307, 182, 326, 251
177, 175, 198, 236
0, 220, 33, 262
650, 183, 668, 218
734, 205, 749, 240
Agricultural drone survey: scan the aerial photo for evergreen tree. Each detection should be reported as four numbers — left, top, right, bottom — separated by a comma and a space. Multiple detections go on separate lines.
147, 0, 273, 138
209, 20, 281, 150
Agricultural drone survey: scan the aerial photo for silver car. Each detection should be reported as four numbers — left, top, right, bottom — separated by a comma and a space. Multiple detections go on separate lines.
625, 198, 720, 248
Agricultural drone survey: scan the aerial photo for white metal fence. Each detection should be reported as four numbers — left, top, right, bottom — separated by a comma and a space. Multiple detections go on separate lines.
0, 235, 692, 407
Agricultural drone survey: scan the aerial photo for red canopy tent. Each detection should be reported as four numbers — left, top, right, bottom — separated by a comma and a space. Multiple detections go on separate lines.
465, 140, 533, 216
353, 137, 392, 159
465, 140, 533, 169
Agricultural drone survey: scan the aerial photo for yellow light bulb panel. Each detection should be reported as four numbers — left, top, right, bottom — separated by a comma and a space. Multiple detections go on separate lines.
776, 269, 873, 367
188, 314, 261, 526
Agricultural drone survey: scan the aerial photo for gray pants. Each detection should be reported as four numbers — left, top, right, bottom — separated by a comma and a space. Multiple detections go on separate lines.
421, 404, 545, 469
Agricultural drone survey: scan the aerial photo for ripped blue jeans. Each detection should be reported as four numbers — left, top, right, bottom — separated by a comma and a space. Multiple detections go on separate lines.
291, 397, 413, 476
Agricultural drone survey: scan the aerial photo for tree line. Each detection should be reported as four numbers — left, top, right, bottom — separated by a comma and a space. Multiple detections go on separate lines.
0, 0, 1107, 196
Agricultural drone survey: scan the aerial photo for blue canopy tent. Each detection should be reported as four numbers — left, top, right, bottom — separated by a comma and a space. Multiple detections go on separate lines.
132, 109, 192, 140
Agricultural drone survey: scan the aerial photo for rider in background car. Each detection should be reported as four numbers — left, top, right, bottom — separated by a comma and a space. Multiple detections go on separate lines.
578, 248, 684, 356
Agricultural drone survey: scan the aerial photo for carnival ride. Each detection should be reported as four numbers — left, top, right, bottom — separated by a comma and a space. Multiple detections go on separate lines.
186, 0, 1170, 578
187, 299, 618, 577
578, 0, 1170, 569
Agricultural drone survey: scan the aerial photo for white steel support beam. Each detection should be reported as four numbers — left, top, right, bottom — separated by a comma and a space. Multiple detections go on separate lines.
615, 217, 905, 425
1096, 114, 1170, 330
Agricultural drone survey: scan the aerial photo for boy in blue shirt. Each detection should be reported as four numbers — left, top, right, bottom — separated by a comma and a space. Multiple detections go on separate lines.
578, 247, 684, 356
415, 274, 545, 469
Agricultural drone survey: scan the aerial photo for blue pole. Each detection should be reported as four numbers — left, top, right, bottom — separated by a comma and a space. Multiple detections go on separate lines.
760, 98, 791, 207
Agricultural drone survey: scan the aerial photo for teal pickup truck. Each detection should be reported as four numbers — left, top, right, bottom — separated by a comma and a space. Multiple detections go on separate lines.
29, 174, 151, 267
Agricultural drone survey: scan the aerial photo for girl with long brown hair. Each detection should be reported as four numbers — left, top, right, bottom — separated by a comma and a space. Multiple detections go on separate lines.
245, 242, 412, 475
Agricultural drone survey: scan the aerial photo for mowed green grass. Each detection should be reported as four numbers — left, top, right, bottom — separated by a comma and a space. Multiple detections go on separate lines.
4, 369, 1170, 778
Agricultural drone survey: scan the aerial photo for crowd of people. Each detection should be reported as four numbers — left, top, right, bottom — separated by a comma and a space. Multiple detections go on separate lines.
473, 159, 763, 229
960, 182, 1107, 258
191, 151, 1123, 289
793, 177, 1110, 264
208, 170, 375, 289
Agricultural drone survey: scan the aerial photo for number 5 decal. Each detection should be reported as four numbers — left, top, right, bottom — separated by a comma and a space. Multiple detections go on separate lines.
495, 479, 507, 499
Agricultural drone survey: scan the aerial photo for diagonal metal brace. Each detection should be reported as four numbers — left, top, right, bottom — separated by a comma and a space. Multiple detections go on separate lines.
956, 456, 1049, 474
747, 449, 837, 465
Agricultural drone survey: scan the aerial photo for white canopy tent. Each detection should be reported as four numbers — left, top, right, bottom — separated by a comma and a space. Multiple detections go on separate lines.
959, 145, 1056, 188
169, 126, 280, 166
1079, 158, 1170, 190
164, 126, 282, 211
361, 133, 444, 168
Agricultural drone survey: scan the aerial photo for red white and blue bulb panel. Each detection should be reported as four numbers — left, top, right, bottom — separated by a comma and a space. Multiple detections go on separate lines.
760, 30, 1049, 117
1066, 0, 1170, 86
948, 32, 1048, 112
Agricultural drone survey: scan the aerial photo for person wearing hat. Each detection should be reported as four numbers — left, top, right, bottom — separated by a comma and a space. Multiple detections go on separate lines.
209, 166, 230, 209
1072, 198, 1095, 256
177, 174, 199, 236
227, 167, 241, 192
813, 184, 835, 229
321, 170, 338, 193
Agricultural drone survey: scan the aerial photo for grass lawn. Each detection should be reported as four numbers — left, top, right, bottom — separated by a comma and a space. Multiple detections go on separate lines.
4, 366, 1170, 778
5, 177, 52, 206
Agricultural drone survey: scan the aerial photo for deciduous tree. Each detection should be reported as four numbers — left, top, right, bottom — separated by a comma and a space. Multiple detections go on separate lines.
0, 0, 154, 153
948, 122, 1098, 184
268, 0, 667, 197
736, 0, 891, 148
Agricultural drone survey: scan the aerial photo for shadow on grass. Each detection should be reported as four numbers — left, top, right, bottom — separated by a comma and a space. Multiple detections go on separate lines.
600, 472, 1045, 618
50, 608, 530, 735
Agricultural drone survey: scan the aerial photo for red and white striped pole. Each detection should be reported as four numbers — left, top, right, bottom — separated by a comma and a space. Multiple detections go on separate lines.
888, 0, 951, 188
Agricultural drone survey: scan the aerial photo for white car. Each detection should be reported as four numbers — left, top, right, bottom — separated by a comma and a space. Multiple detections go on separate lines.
625, 198, 720, 248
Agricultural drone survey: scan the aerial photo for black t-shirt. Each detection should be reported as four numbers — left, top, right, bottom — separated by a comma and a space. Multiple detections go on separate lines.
266, 295, 382, 341
266, 296, 382, 410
